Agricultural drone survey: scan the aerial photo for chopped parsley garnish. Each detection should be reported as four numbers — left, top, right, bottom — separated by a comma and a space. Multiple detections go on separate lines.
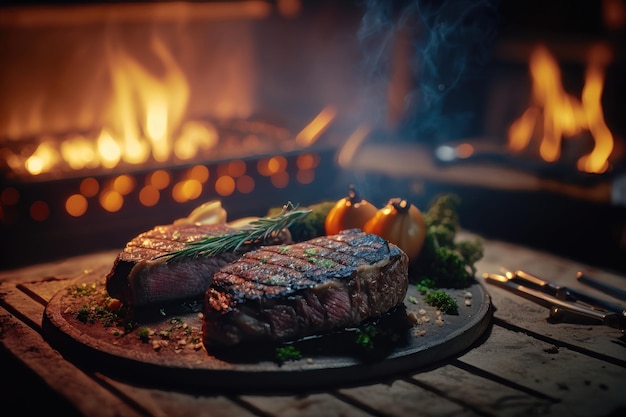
137, 327, 151, 343
275, 345, 302, 363
416, 279, 436, 294
69, 283, 98, 297
424, 290, 458, 314
355, 325, 377, 350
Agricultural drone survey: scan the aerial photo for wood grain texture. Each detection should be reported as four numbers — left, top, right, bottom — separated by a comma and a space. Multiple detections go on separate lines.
1, 235, 625, 417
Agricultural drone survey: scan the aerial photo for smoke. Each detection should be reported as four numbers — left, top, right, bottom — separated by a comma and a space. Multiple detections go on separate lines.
357, 0, 501, 143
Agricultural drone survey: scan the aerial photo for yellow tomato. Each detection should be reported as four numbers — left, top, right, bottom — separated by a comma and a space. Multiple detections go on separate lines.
325, 184, 378, 235
363, 198, 426, 262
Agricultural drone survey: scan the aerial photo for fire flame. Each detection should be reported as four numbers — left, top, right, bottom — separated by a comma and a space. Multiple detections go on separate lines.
507, 44, 614, 174
18, 33, 210, 176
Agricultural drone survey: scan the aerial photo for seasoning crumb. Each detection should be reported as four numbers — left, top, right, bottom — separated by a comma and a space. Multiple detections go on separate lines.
197, 312, 204, 319
306, 358, 314, 364
419, 309, 426, 315
413, 329, 427, 337
463, 291, 472, 299
407, 311, 420, 324
436, 318, 445, 327
465, 299, 472, 306
544, 346, 559, 354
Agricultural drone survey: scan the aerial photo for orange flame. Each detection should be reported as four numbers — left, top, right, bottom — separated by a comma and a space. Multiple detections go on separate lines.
507, 44, 614, 174
20, 33, 206, 176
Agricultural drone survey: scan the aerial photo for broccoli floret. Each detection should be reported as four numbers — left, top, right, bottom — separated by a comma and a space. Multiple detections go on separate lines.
412, 193, 483, 288
429, 246, 473, 288
455, 238, 484, 276
423, 193, 460, 234
424, 290, 458, 314
427, 223, 457, 249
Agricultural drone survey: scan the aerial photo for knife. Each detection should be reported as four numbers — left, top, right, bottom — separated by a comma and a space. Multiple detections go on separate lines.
483, 273, 625, 331
508, 270, 626, 314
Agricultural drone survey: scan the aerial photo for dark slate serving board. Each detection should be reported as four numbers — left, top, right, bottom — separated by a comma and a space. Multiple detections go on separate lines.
42, 269, 492, 392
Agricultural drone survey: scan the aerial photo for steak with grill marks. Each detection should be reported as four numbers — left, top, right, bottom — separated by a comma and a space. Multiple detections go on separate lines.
105, 223, 242, 308
202, 228, 409, 347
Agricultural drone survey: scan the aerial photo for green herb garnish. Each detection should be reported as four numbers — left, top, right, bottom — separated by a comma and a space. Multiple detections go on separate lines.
157, 202, 311, 263
275, 345, 302, 363
416, 278, 436, 294
413, 193, 484, 288
424, 290, 458, 314
69, 283, 98, 297
137, 327, 151, 343
355, 325, 377, 350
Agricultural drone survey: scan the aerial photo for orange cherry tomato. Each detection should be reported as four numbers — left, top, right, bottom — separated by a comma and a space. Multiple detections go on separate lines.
363, 198, 426, 262
325, 184, 378, 235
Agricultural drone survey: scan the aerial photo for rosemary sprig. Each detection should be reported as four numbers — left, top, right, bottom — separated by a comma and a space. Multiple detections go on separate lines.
156, 202, 311, 263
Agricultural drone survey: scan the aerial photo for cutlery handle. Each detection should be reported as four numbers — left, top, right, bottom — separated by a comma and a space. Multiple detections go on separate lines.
484, 273, 624, 330
577, 272, 626, 301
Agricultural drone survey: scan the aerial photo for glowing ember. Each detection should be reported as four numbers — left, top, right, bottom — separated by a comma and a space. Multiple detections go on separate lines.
6, 16, 318, 179
296, 105, 337, 147
508, 44, 615, 174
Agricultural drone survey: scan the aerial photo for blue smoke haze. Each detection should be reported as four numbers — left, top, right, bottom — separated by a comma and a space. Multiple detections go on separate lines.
357, 0, 501, 144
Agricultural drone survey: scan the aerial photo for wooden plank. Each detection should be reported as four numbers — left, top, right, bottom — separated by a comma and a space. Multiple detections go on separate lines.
456, 324, 626, 417
0, 306, 144, 417
0, 251, 117, 284
2, 234, 624, 417
98, 375, 261, 417
475, 236, 626, 290
474, 237, 625, 361
338, 379, 478, 417
21, 277, 84, 303
239, 393, 376, 417
0, 281, 48, 330
479, 280, 624, 362
409, 363, 555, 416
2, 278, 265, 417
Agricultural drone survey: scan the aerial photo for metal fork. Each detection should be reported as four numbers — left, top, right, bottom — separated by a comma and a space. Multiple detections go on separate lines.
483, 272, 626, 331
503, 269, 626, 314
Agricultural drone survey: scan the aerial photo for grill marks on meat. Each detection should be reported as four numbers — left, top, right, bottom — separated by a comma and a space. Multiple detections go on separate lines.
105, 223, 240, 307
202, 229, 409, 346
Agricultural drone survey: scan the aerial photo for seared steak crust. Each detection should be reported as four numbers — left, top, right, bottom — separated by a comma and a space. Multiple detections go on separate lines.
106, 223, 239, 307
202, 229, 409, 346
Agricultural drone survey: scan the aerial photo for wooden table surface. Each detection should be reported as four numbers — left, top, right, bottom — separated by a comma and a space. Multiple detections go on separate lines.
1, 234, 625, 417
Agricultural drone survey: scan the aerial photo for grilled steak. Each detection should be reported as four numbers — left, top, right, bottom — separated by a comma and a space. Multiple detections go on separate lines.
105, 223, 241, 308
202, 229, 409, 347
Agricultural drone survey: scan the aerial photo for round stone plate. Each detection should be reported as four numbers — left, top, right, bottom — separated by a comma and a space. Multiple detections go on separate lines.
43, 269, 492, 392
